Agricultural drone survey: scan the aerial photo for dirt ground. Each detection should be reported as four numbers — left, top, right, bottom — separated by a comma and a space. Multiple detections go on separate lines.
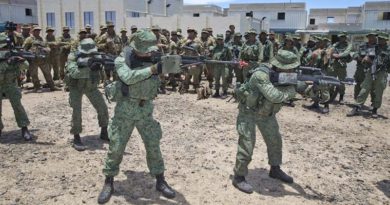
0, 78, 389, 205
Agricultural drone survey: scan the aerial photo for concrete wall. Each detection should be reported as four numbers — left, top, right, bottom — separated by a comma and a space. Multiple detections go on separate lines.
362, 1, 390, 30
0, 0, 37, 24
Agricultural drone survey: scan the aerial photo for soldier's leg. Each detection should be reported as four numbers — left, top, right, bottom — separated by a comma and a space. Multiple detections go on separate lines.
355, 74, 373, 106
59, 55, 67, 80
191, 67, 201, 89
206, 64, 214, 88
372, 71, 388, 109
213, 66, 221, 93
256, 115, 282, 166
234, 66, 243, 84
337, 66, 347, 96
103, 102, 136, 177
85, 87, 109, 129
39, 62, 55, 89
136, 116, 165, 176
4, 86, 30, 128
242, 68, 249, 82
30, 62, 40, 89
69, 84, 83, 135
52, 56, 60, 81
227, 65, 234, 85
221, 66, 228, 93
234, 111, 256, 177
159, 73, 166, 93
354, 66, 365, 99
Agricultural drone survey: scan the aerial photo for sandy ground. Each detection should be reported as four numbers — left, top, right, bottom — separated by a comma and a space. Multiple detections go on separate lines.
0, 75, 389, 205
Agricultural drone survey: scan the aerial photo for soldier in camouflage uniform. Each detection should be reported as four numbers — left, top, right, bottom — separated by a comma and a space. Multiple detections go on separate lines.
258, 30, 274, 64
211, 34, 232, 98
179, 28, 204, 92
120, 28, 128, 48
326, 32, 352, 104
151, 25, 169, 94
65, 38, 109, 151
280, 35, 300, 56
23, 26, 58, 92
58, 26, 73, 80
45, 27, 61, 80
95, 25, 107, 43
232, 50, 298, 194
353, 32, 377, 100
200, 28, 216, 88
97, 22, 122, 82
239, 29, 261, 81
230, 32, 244, 84
4, 23, 25, 87
85, 24, 97, 41
0, 33, 32, 140
98, 29, 176, 204
164, 30, 179, 91
348, 32, 389, 118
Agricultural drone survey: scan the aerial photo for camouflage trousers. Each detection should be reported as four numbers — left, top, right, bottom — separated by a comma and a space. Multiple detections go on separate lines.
327, 64, 347, 95
59, 54, 68, 80
234, 66, 244, 84
184, 65, 202, 90
355, 70, 388, 109
213, 65, 228, 92
68, 78, 108, 134
304, 85, 330, 104
234, 108, 282, 176
205, 64, 214, 86
103, 99, 165, 177
30, 59, 55, 89
0, 84, 30, 130
48, 54, 60, 80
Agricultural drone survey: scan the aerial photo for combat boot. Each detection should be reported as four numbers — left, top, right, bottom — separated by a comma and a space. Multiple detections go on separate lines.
232, 174, 253, 194
339, 94, 344, 104
156, 173, 176, 199
321, 103, 330, 114
159, 85, 167, 94
212, 89, 220, 98
304, 101, 319, 110
73, 134, 86, 151
100, 126, 109, 141
269, 166, 294, 184
221, 90, 228, 99
22, 127, 32, 141
347, 106, 360, 117
371, 108, 378, 118
98, 176, 114, 204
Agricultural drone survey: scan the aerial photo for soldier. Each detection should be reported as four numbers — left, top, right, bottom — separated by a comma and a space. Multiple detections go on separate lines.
98, 29, 176, 203
207, 28, 215, 42
130, 25, 137, 34
179, 28, 204, 92
230, 32, 244, 84
164, 30, 179, 91
211, 34, 232, 98
65, 38, 109, 151
200, 28, 216, 88
96, 22, 122, 82
258, 30, 274, 63
281, 35, 300, 56
58, 26, 73, 80
232, 50, 298, 194
293, 35, 305, 57
120, 28, 128, 48
45, 27, 60, 80
225, 30, 232, 45
229, 25, 236, 36
0, 33, 32, 140
347, 32, 389, 118
326, 32, 352, 104
71, 29, 88, 51
21, 24, 31, 40
23, 26, 58, 91
85, 24, 97, 40
95, 25, 107, 44
353, 32, 377, 100
239, 29, 261, 81
151, 25, 169, 94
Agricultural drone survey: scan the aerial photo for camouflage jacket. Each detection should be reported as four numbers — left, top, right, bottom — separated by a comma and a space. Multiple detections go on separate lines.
0, 58, 29, 85
239, 41, 261, 62
22, 36, 49, 58
96, 33, 122, 55
259, 39, 274, 63
178, 38, 204, 56
46, 35, 60, 56
57, 34, 74, 55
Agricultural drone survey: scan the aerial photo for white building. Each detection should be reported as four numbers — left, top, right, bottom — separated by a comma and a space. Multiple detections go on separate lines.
0, 0, 38, 24
362, 1, 390, 30
227, 2, 307, 33
37, 0, 183, 35
308, 7, 363, 32
181, 4, 224, 17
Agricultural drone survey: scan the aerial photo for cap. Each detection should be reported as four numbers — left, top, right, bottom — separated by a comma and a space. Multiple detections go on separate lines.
32, 25, 42, 31
131, 25, 137, 29
171, 31, 177, 35
85, 24, 92, 29
100, 25, 107, 30
216, 34, 224, 40
151, 25, 161, 31
46, 27, 55, 32
248, 29, 257, 35
377, 32, 389, 40
120, 28, 127, 33
62, 26, 70, 31
79, 28, 87, 34
338, 32, 348, 38
234, 32, 242, 37
106, 22, 115, 27
21, 24, 30, 29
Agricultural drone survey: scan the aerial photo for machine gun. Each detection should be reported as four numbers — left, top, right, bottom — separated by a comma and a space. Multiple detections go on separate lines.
76, 52, 115, 71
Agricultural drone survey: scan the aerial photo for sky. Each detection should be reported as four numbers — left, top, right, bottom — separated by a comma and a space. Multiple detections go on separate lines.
183, 0, 389, 9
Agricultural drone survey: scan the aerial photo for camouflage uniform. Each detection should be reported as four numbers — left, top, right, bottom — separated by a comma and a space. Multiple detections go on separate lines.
23, 26, 56, 91
354, 41, 376, 100
233, 50, 298, 193
326, 34, 352, 101
57, 27, 74, 80
65, 38, 108, 136
239, 30, 261, 81
230, 33, 243, 83
0, 36, 30, 131
200, 29, 216, 88
211, 34, 232, 96
103, 30, 164, 177
45, 28, 60, 80
259, 32, 274, 63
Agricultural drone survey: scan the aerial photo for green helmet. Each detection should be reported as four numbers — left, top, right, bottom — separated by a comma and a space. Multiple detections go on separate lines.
129, 29, 158, 53
0, 33, 8, 48
270, 50, 300, 70
78, 38, 98, 54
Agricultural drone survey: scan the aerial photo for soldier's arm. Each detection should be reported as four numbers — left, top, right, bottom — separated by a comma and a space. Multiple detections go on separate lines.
65, 52, 78, 72
252, 71, 296, 103
115, 55, 154, 85
22, 38, 32, 50
258, 43, 264, 63
226, 47, 233, 61
339, 43, 352, 57
96, 36, 107, 50
269, 43, 274, 60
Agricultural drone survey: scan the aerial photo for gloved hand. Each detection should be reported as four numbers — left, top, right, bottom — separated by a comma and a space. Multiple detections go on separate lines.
88, 58, 103, 71
151, 62, 162, 75
7, 56, 25, 65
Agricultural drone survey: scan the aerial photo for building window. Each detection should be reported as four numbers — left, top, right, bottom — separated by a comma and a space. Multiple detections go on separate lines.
25, 8, 32, 16
193, 13, 200, 17
327, 17, 335, 23
84, 11, 94, 27
383, 12, 390, 20
46, 12, 55, 27
277, 12, 285, 20
131, 12, 140, 17
65, 12, 75, 28
105, 11, 116, 24
309, 18, 315, 25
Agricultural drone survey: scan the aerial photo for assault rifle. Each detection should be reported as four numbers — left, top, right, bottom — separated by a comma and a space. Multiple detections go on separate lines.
76, 52, 115, 71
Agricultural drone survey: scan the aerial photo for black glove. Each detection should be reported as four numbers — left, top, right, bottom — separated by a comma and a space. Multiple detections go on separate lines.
88, 58, 103, 71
